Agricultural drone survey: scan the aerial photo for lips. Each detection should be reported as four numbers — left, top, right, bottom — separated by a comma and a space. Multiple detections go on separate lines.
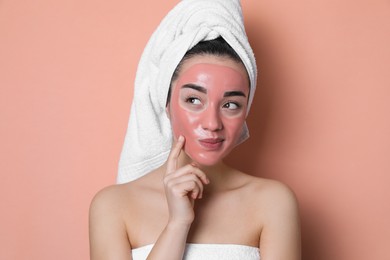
198, 138, 224, 150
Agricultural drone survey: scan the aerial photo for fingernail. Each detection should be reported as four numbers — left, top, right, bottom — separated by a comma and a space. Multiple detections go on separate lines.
178, 135, 184, 142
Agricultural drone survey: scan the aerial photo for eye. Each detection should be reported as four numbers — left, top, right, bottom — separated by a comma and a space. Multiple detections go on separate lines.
186, 97, 201, 105
223, 102, 240, 110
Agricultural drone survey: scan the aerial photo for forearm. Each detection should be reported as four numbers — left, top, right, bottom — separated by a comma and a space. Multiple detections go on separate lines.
147, 222, 191, 259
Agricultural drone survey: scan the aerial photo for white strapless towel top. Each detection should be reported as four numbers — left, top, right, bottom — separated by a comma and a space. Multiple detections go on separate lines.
131, 243, 260, 259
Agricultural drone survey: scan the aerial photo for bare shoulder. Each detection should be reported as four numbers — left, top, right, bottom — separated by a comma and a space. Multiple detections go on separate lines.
89, 171, 163, 233
89, 179, 146, 220
89, 184, 134, 259
255, 177, 297, 207
89, 183, 133, 238
91, 182, 130, 210
243, 175, 301, 258
89, 181, 156, 260
238, 174, 299, 219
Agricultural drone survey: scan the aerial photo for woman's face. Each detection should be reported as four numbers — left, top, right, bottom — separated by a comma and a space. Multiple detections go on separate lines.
167, 55, 250, 166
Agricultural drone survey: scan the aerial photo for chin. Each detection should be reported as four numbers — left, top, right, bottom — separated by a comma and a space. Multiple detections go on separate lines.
193, 159, 221, 167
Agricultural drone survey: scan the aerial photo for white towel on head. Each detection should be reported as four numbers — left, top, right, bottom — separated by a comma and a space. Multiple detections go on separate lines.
117, 0, 257, 184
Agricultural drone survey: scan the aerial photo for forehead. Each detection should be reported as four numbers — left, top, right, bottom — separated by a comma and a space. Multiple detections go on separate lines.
177, 55, 248, 79
173, 55, 249, 92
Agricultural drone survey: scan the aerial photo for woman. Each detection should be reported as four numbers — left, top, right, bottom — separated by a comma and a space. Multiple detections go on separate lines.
90, 1, 300, 259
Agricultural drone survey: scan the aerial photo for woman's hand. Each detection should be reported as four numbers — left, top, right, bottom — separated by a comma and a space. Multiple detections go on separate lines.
147, 136, 209, 258
163, 135, 209, 226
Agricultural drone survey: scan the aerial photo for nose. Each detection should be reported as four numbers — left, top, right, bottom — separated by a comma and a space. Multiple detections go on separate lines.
201, 104, 223, 131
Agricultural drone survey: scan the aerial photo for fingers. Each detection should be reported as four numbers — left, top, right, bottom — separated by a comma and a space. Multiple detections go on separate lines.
165, 174, 204, 199
166, 135, 185, 175
164, 164, 210, 199
165, 135, 210, 201
165, 164, 209, 186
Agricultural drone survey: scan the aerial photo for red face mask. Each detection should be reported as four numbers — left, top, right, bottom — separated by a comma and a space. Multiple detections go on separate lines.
167, 59, 249, 166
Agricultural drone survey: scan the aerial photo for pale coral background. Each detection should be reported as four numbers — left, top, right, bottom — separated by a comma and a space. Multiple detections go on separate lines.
1, 0, 389, 259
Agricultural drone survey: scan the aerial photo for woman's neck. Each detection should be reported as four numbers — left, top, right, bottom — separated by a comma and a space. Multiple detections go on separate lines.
174, 152, 234, 191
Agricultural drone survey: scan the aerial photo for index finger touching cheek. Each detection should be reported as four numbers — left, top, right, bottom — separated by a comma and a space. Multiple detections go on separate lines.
166, 135, 185, 175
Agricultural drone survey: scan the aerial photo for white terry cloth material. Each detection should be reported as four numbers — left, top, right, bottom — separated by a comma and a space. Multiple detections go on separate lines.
117, 0, 257, 183
131, 243, 260, 260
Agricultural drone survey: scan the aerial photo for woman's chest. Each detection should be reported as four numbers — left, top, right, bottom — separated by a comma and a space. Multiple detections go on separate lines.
126, 194, 262, 248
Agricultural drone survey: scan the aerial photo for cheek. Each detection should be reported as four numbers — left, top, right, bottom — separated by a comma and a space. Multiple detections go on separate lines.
169, 93, 184, 137
170, 107, 198, 138
224, 116, 246, 137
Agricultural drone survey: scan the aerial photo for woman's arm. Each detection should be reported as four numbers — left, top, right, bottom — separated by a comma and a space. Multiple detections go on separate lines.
89, 186, 132, 260
147, 136, 209, 259
259, 181, 301, 260
89, 137, 208, 260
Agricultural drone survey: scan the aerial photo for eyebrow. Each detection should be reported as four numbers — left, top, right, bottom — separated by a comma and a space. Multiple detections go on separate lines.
223, 91, 246, 98
181, 84, 207, 93
181, 83, 246, 98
